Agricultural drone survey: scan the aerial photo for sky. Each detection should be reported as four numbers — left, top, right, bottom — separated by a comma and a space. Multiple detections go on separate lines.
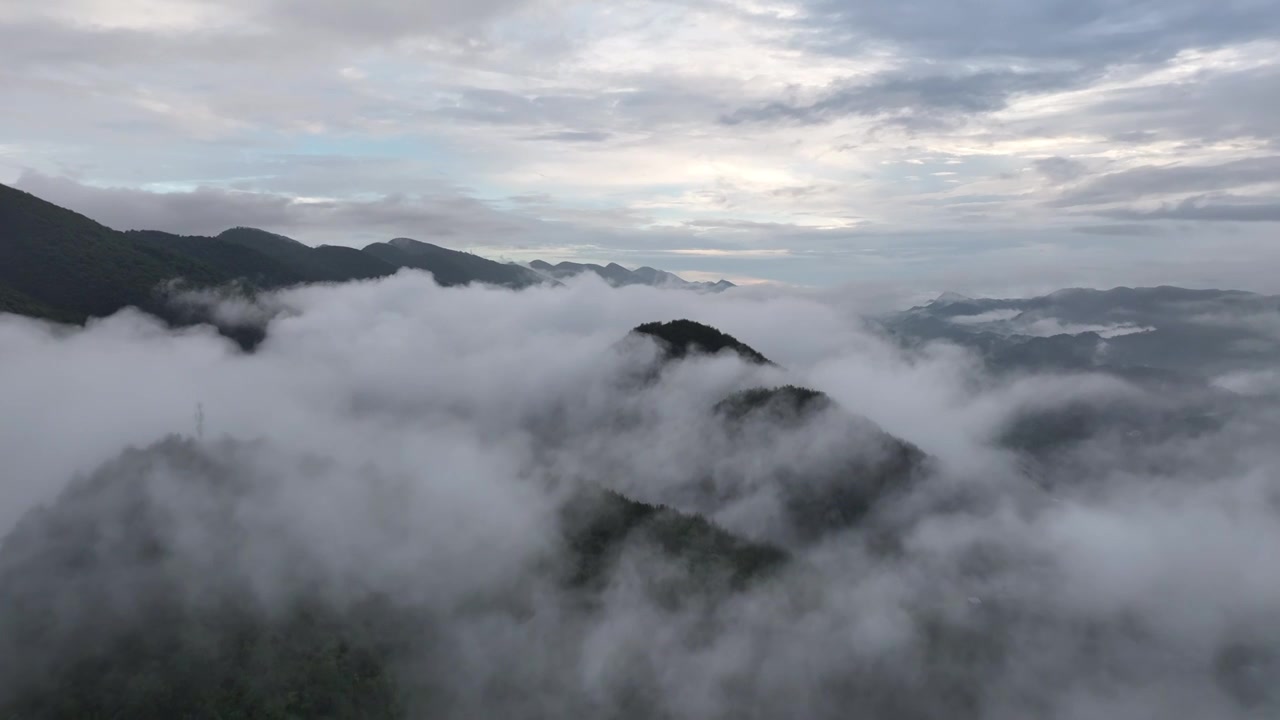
2, 0, 1280, 289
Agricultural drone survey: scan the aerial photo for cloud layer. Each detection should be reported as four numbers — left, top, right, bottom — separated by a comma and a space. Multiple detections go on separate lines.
2, 274, 1279, 717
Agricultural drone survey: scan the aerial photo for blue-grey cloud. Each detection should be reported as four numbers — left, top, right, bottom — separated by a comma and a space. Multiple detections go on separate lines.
722, 70, 1081, 126
524, 130, 613, 143
1072, 224, 1164, 236
1100, 196, 1280, 222
1051, 157, 1280, 207
803, 0, 1280, 64
1035, 157, 1089, 184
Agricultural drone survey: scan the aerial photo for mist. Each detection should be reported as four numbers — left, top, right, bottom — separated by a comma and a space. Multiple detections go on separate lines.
1, 270, 1277, 718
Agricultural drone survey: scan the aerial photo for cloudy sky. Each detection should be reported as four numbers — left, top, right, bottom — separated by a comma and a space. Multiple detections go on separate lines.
2, 0, 1279, 288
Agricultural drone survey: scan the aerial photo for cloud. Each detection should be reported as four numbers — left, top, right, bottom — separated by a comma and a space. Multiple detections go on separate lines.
1072, 224, 1163, 236
1019, 319, 1155, 338
1213, 369, 1280, 396
525, 130, 614, 142
266, 0, 535, 40
1071, 61, 1280, 144
4, 0, 1280, 287
722, 70, 1080, 126
2, 275, 1280, 716
1034, 156, 1088, 184
11, 170, 534, 242
1051, 156, 1280, 207
945, 308, 1155, 338
943, 309, 1018, 326
803, 0, 1280, 64
1100, 195, 1280, 222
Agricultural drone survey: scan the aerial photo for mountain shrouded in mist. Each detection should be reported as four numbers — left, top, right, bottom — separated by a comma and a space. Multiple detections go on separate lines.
632, 319, 775, 365
0, 314, 917, 717
2, 268, 1278, 718
528, 260, 735, 292
2, 194, 1280, 717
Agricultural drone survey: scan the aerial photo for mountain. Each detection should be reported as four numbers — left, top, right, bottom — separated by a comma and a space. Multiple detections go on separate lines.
710, 384, 928, 541
880, 287, 1280, 476
125, 229, 309, 288
0, 182, 748, 339
884, 285, 1280, 376
0, 183, 554, 331
0, 439, 786, 718
0, 318, 928, 715
218, 228, 398, 283
631, 319, 774, 365
528, 259, 735, 292
0, 183, 227, 324
364, 237, 545, 289
625, 321, 928, 542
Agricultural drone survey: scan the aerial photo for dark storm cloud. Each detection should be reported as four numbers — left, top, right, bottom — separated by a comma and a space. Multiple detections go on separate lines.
722, 70, 1080, 126
1051, 156, 1280, 207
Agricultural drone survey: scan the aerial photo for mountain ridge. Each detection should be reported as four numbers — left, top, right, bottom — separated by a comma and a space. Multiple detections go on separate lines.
0, 183, 743, 333
527, 258, 735, 292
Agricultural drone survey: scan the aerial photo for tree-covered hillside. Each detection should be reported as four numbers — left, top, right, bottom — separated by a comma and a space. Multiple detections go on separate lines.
632, 319, 774, 365
0, 184, 225, 323
0, 183, 550, 329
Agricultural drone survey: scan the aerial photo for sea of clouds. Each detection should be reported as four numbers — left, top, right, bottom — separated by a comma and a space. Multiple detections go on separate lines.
1, 269, 1277, 718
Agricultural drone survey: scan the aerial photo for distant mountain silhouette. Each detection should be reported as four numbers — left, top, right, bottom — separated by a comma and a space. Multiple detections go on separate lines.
529, 259, 734, 292
365, 237, 544, 288
0, 183, 553, 331
886, 285, 1280, 376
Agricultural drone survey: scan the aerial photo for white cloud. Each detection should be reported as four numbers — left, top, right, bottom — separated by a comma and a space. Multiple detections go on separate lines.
1018, 318, 1156, 338
3, 275, 1279, 716
948, 308, 1022, 324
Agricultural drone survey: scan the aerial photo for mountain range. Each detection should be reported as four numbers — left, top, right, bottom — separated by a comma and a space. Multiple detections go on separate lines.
528, 259, 735, 292
881, 286, 1280, 472
883, 285, 1280, 377
0, 182, 730, 329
